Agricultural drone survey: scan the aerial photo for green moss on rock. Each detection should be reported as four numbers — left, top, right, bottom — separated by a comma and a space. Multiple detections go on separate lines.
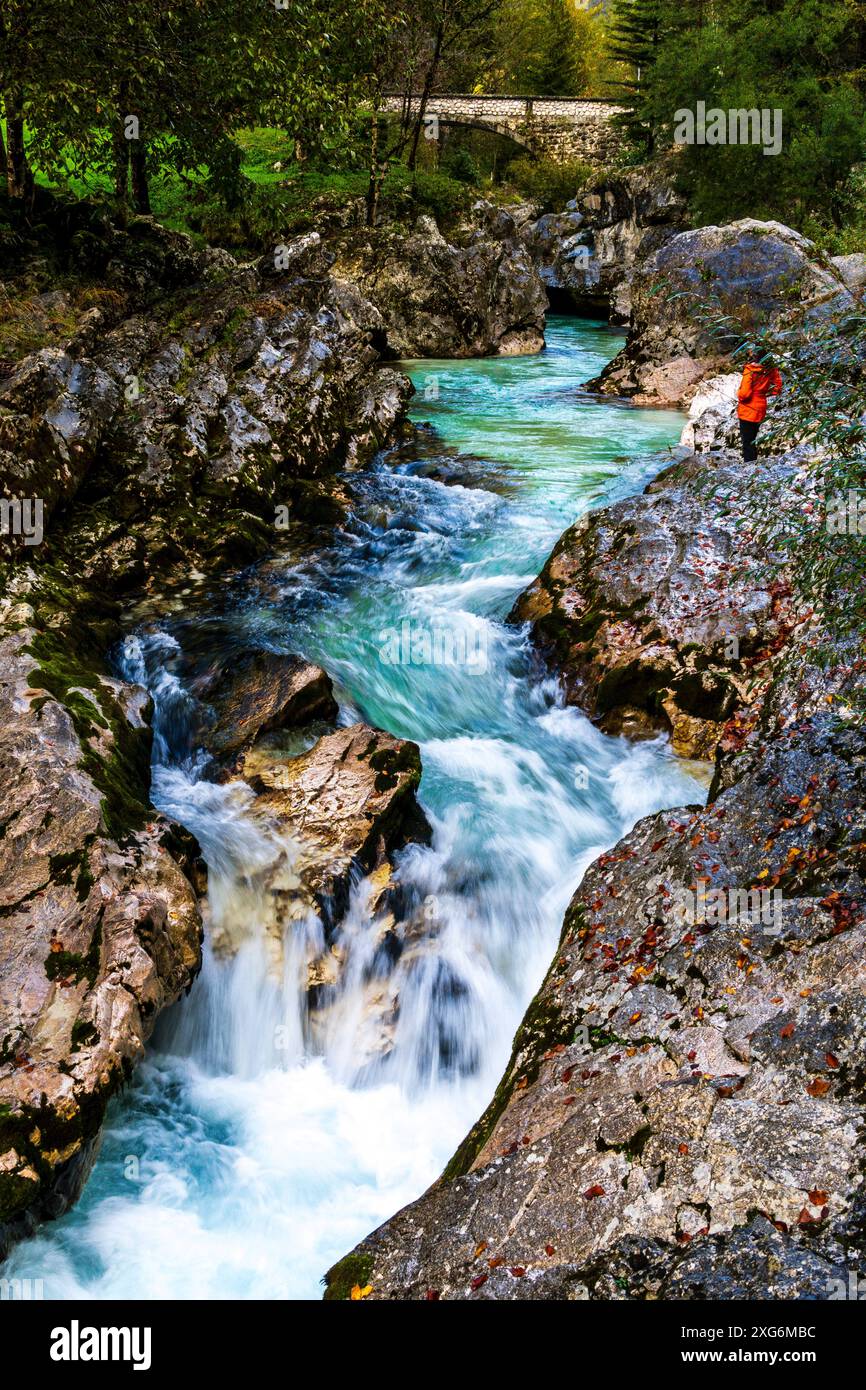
322, 1251, 375, 1301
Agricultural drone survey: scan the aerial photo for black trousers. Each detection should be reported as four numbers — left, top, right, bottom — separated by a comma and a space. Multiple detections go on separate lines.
739, 418, 760, 462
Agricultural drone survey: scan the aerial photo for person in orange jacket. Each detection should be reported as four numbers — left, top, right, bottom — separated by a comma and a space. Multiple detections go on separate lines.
737, 351, 782, 461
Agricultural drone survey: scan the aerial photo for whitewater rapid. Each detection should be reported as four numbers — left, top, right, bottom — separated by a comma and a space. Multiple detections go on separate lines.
3, 318, 705, 1299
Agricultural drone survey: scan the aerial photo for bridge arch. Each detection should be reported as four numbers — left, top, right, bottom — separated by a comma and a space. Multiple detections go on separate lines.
382, 94, 627, 165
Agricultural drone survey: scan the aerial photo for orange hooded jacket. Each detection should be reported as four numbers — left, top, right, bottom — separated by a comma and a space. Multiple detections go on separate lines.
737, 361, 782, 423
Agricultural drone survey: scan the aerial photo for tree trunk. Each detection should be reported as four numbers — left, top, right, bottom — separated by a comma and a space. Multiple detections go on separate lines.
114, 135, 129, 207
407, 23, 445, 173
4, 93, 32, 201
366, 107, 382, 227
130, 144, 150, 214
114, 84, 130, 210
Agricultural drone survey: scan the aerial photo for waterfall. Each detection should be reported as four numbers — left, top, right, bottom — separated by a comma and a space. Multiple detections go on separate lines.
2, 318, 705, 1299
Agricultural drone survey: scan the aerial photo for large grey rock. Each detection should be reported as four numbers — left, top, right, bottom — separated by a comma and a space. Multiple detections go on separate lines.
0, 230, 413, 588
680, 373, 740, 451
509, 450, 799, 758
523, 169, 689, 321
0, 625, 202, 1255
0, 349, 121, 524
831, 253, 866, 293
590, 220, 851, 403
330, 222, 547, 357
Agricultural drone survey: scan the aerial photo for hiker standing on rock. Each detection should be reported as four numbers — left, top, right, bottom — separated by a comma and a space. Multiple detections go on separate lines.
737, 351, 782, 461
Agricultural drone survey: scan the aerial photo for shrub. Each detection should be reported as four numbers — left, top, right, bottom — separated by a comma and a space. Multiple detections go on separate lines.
441, 148, 481, 186
504, 155, 594, 211
800, 166, 866, 256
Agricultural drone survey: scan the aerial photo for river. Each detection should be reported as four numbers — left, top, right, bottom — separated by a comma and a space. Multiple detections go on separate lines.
3, 316, 705, 1300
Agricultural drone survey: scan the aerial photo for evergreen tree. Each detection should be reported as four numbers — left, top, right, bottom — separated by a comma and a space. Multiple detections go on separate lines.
606, 0, 672, 153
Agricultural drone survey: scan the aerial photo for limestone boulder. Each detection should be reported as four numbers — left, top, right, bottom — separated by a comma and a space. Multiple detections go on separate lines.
590, 220, 851, 404
509, 450, 798, 758
201, 649, 338, 762
0, 626, 202, 1256
329, 221, 547, 358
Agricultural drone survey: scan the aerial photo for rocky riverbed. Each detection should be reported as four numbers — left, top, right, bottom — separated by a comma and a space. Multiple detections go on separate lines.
326, 444, 866, 1300
2, 179, 864, 1296
0, 197, 541, 1254
324, 205, 866, 1302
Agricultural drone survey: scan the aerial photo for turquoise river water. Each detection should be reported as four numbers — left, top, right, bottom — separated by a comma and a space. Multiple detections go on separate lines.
3, 317, 704, 1299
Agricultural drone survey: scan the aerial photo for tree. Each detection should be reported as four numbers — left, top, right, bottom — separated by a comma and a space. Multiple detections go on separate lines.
606, 0, 676, 154
2, 0, 397, 214
399, 0, 502, 172
641, 0, 866, 224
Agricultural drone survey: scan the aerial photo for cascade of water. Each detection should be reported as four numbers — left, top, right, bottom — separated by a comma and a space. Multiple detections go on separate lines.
2, 319, 705, 1300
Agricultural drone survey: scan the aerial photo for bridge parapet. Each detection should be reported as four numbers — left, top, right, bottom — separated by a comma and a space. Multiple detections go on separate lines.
381, 94, 627, 164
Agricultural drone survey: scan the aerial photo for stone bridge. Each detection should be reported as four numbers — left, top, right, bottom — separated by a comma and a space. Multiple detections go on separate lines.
382, 94, 627, 164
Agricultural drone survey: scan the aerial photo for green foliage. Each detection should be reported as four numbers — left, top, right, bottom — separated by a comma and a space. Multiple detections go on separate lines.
170, 163, 473, 250
606, 0, 674, 152
802, 166, 866, 255
485, 0, 605, 95
2, 0, 398, 212
504, 154, 593, 210
606, 0, 866, 229
322, 1251, 374, 1300
441, 146, 481, 184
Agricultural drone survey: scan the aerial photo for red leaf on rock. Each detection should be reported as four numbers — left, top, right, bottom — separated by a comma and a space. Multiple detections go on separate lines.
583, 1184, 605, 1200
470, 1274, 488, 1290
806, 1077, 831, 1097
